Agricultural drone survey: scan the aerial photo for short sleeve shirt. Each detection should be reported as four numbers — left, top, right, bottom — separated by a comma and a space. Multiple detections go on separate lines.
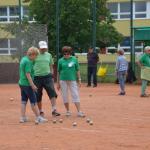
34, 52, 54, 76
58, 56, 79, 81
139, 53, 150, 67
19, 56, 34, 86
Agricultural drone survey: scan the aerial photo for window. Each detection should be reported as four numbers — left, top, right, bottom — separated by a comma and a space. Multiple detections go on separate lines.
9, 6, 19, 16
0, 39, 8, 48
120, 2, 130, 13
107, 3, 118, 19
0, 7, 8, 22
23, 6, 33, 21
0, 39, 9, 55
119, 2, 130, 19
10, 39, 17, 48
135, 2, 146, 19
9, 17, 19, 21
0, 7, 7, 16
107, 3, 118, 13
107, 1, 148, 20
135, 14, 146, 18
0, 6, 33, 22
0, 39, 17, 55
0, 18, 7, 21
135, 2, 146, 12
0, 50, 9, 54
23, 6, 29, 16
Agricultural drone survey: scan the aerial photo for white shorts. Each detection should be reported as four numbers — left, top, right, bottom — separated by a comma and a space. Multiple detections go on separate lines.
59, 80, 80, 103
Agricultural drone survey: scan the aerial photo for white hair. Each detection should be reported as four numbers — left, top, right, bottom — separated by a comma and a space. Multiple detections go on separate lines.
144, 46, 150, 52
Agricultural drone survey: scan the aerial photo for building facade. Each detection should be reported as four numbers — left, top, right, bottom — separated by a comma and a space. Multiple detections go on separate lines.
0, 0, 30, 56
107, 0, 150, 53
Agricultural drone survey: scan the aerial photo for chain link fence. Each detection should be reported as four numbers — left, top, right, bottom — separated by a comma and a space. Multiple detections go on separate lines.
0, 23, 48, 60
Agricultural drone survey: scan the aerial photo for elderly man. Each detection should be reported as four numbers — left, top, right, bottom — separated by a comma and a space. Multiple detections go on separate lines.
138, 46, 150, 97
34, 41, 60, 117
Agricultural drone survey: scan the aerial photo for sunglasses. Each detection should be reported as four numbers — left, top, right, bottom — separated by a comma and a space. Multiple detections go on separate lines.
63, 52, 70, 56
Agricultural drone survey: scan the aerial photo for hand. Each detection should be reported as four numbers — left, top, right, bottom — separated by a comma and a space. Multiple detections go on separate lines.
57, 83, 60, 91
78, 80, 81, 87
31, 84, 38, 92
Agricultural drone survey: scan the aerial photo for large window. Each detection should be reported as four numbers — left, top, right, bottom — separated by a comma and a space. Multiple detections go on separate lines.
135, 2, 146, 18
0, 39, 17, 55
0, 7, 7, 16
107, 1, 148, 20
107, 3, 118, 19
0, 6, 33, 22
0, 7, 7, 22
120, 2, 130, 19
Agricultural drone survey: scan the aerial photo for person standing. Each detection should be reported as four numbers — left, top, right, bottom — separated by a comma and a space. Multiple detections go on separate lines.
116, 49, 128, 95
138, 46, 150, 97
87, 47, 99, 87
19, 47, 47, 123
33, 41, 60, 117
57, 46, 85, 117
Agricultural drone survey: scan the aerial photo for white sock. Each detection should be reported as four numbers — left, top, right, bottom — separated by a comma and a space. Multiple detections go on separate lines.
40, 109, 44, 113
52, 106, 56, 112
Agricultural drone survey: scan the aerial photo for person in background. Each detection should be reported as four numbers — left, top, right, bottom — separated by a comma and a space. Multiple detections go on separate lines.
138, 46, 150, 97
116, 49, 128, 95
87, 47, 99, 87
33, 41, 60, 117
19, 47, 47, 123
57, 46, 85, 117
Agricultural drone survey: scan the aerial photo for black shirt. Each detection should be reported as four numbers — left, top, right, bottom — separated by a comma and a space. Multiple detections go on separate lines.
87, 52, 99, 67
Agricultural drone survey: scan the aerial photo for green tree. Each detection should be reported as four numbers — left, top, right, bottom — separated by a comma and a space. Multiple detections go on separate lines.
30, 0, 123, 55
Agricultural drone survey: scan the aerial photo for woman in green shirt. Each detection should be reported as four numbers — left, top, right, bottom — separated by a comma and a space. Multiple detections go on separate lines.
19, 47, 47, 124
57, 46, 85, 117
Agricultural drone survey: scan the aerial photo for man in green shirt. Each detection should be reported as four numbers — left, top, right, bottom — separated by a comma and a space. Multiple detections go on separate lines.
138, 46, 150, 97
34, 41, 60, 117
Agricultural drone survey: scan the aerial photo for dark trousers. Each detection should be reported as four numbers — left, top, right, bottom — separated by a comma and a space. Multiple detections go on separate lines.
34, 74, 57, 102
87, 66, 97, 86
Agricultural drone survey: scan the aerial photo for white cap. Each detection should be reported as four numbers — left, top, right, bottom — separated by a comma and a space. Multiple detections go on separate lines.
38, 41, 48, 49
144, 46, 150, 51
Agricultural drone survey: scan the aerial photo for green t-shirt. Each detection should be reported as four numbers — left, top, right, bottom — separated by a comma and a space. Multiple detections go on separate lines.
58, 56, 79, 81
19, 56, 34, 86
140, 53, 150, 67
34, 52, 54, 76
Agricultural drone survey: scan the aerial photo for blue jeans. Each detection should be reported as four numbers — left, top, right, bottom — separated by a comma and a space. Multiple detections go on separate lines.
117, 71, 126, 92
19, 85, 37, 105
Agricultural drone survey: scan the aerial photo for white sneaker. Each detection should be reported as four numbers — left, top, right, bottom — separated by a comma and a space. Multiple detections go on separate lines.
66, 111, 71, 116
77, 111, 85, 118
20, 116, 28, 123
35, 116, 48, 124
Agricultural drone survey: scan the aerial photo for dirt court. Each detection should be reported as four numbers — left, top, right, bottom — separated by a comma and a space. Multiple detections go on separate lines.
0, 83, 150, 150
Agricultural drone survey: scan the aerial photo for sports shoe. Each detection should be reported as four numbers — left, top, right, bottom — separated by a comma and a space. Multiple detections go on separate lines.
140, 94, 149, 97
66, 111, 71, 117
19, 116, 28, 123
52, 109, 61, 116
118, 92, 126, 95
77, 111, 85, 118
35, 116, 48, 124
86, 85, 91, 87
93, 85, 97, 87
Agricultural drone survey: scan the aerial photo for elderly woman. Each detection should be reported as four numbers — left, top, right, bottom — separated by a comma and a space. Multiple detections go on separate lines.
57, 46, 85, 117
138, 46, 150, 97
